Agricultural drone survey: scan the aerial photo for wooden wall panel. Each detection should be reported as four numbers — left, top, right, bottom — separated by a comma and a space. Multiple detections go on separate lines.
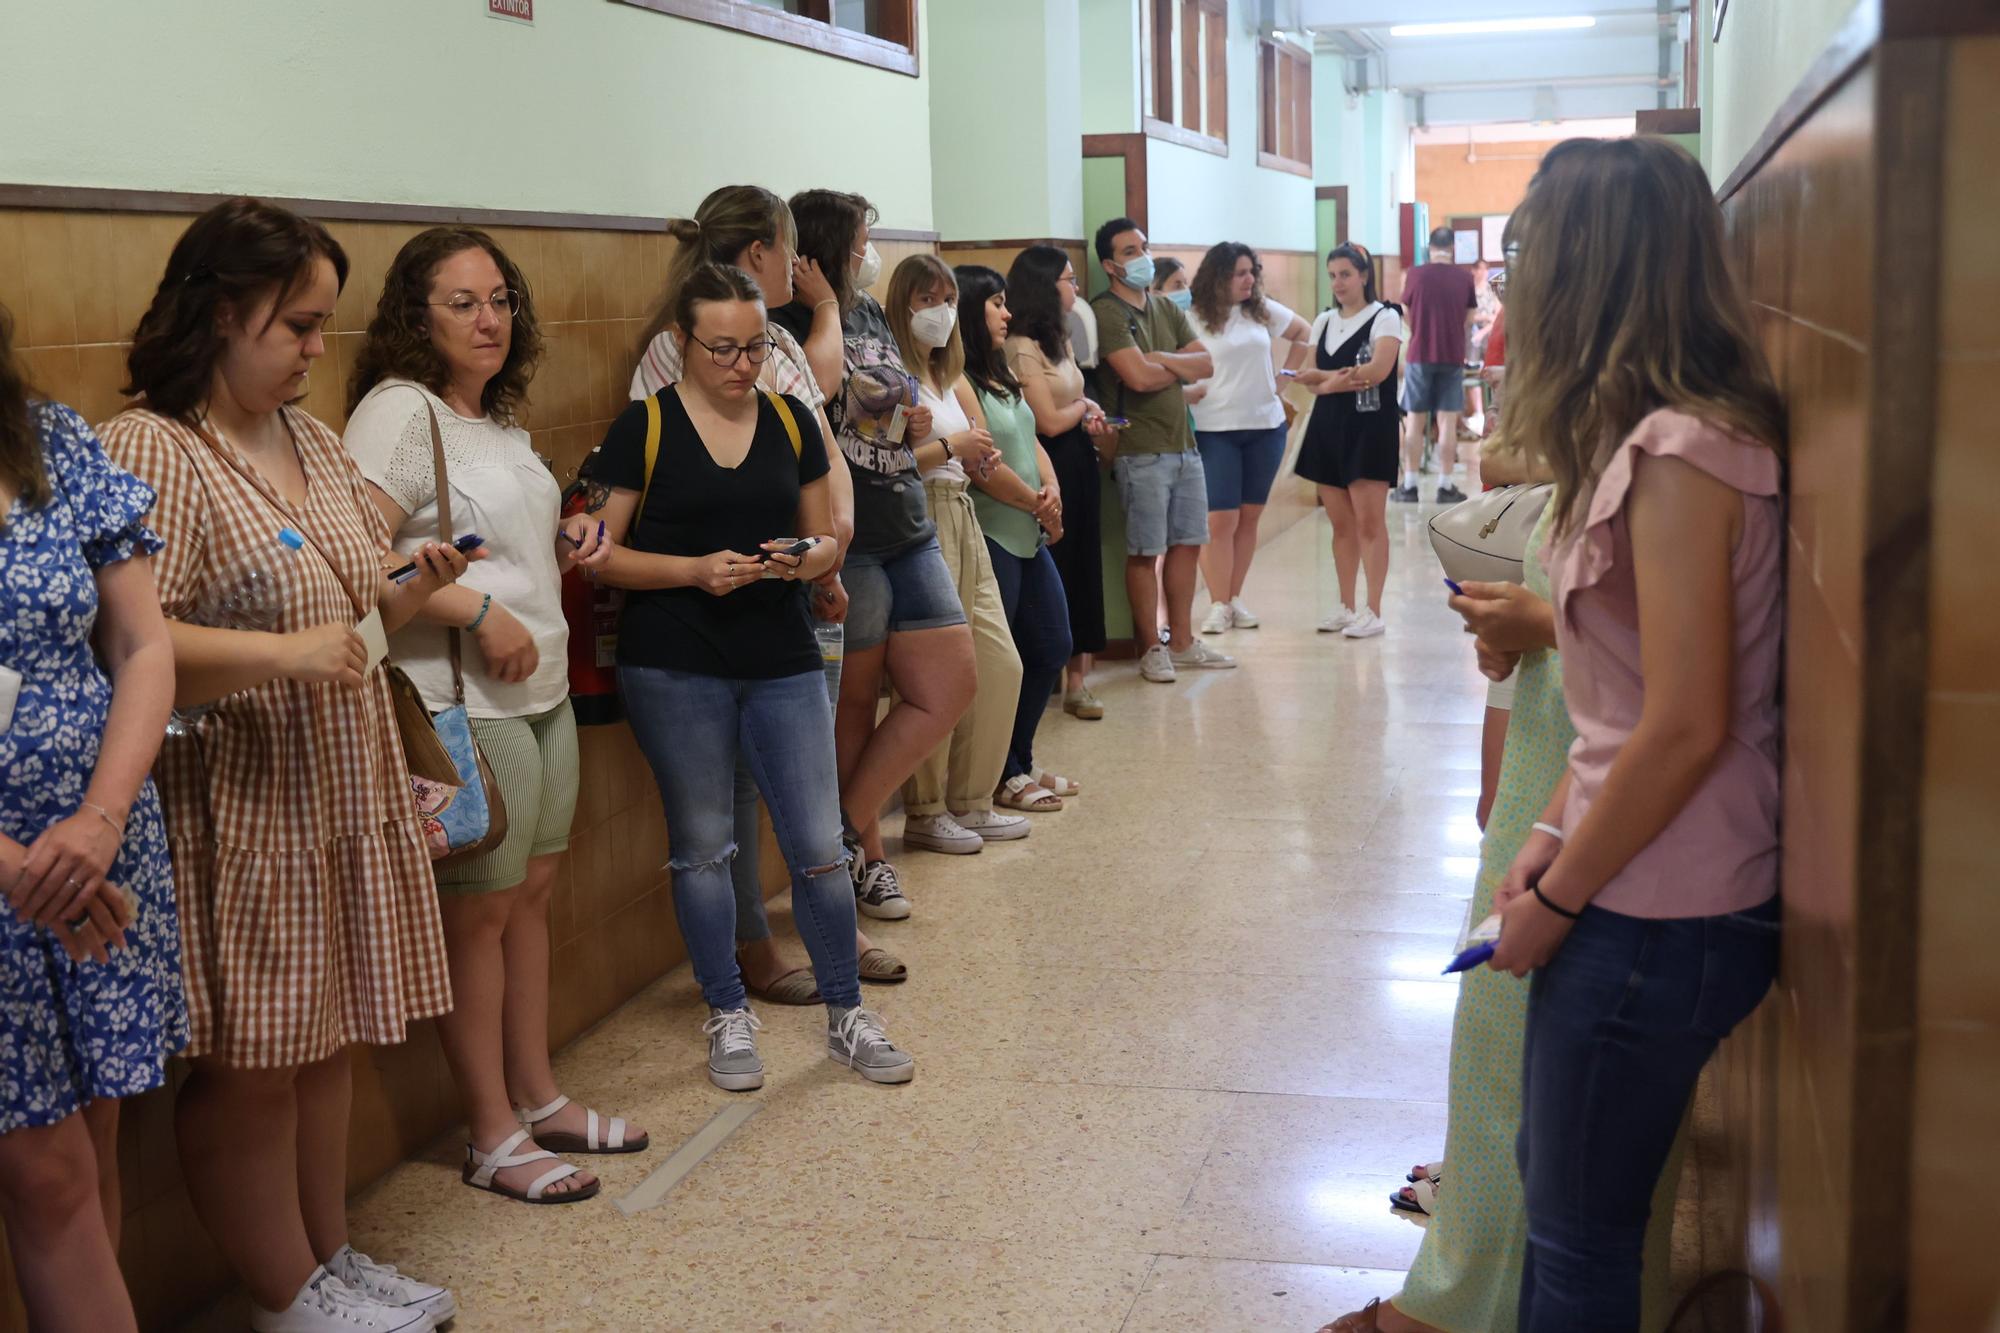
1413, 140, 1560, 222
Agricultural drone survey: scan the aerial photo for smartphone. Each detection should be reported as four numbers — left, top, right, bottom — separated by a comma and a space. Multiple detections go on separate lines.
389, 533, 485, 584
758, 537, 822, 577
1103, 416, 1130, 428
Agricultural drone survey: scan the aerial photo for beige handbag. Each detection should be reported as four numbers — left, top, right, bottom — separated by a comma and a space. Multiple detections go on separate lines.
1427, 483, 1555, 585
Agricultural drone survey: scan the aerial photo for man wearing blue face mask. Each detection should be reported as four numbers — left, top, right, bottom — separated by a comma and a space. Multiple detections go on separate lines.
1088, 218, 1232, 683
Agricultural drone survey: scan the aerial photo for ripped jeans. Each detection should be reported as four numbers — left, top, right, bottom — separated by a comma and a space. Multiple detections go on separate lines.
619, 664, 861, 1011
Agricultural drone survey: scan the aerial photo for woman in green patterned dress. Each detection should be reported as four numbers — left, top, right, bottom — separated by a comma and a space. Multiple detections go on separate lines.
1318, 502, 1680, 1333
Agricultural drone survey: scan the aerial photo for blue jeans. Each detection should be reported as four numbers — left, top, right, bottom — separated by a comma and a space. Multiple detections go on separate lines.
1196, 425, 1287, 510
620, 663, 859, 1011
984, 540, 1071, 782
731, 622, 843, 944
1517, 896, 1780, 1331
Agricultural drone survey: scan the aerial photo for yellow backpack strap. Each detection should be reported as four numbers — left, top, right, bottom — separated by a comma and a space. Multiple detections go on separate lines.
639, 394, 663, 512
764, 390, 803, 459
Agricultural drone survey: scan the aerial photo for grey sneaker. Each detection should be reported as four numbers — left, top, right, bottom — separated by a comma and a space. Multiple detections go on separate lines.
325, 1247, 454, 1328
1389, 484, 1420, 504
1170, 640, 1237, 670
827, 1006, 915, 1084
1140, 644, 1177, 683
1436, 482, 1469, 504
855, 859, 911, 920
701, 1007, 765, 1091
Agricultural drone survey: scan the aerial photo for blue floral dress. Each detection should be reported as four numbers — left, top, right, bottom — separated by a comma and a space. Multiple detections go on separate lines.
0, 401, 187, 1133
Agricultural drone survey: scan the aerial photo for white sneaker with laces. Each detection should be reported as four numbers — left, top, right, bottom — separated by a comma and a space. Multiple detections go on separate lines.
1140, 644, 1177, 682
1200, 602, 1233, 634
325, 1247, 454, 1329
950, 808, 1030, 841
250, 1267, 433, 1333
1229, 598, 1260, 628
901, 812, 984, 855
1170, 640, 1237, 670
1342, 610, 1386, 639
1318, 605, 1357, 634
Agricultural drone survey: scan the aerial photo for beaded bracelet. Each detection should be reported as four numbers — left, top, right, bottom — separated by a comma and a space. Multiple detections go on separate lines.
466, 592, 494, 633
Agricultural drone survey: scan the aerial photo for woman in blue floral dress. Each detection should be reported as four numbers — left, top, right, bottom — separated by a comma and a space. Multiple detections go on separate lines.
0, 306, 186, 1332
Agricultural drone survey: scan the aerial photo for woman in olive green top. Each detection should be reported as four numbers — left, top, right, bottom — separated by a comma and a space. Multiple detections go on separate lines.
956, 266, 1077, 801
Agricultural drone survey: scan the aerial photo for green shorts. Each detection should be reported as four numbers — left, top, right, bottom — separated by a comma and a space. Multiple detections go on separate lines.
434, 698, 580, 896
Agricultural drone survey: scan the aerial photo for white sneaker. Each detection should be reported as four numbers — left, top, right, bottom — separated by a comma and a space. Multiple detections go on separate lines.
902, 812, 984, 855
1140, 645, 1177, 683
1200, 602, 1233, 634
251, 1268, 433, 1333
1342, 610, 1386, 639
950, 808, 1030, 841
1318, 605, 1357, 634
1170, 640, 1237, 670
1229, 599, 1260, 628
325, 1247, 454, 1328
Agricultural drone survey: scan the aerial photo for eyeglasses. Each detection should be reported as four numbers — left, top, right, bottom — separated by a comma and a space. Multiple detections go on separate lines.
687, 332, 776, 368
1059, 274, 1081, 289
429, 290, 521, 323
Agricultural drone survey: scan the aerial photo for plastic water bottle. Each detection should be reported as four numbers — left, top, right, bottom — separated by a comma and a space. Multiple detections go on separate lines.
1354, 344, 1380, 414
813, 620, 844, 710
167, 527, 307, 735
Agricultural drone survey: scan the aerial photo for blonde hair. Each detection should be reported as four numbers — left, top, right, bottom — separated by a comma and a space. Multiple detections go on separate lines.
886, 254, 964, 392
1499, 136, 1785, 535
636, 185, 795, 364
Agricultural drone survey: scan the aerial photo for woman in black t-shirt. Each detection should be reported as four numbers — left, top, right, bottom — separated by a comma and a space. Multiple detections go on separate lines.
581, 264, 913, 1091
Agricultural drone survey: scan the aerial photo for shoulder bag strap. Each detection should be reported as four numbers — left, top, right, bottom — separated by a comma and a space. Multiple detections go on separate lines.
763, 391, 803, 458
639, 393, 663, 518
418, 394, 470, 708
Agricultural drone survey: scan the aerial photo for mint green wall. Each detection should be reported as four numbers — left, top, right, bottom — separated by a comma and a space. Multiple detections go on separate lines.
1082, 157, 1126, 298
0, 0, 937, 228
1703, 0, 1859, 181
1142, 28, 1315, 252
1312, 54, 1408, 254
1079, 0, 1142, 134
929, 0, 1083, 239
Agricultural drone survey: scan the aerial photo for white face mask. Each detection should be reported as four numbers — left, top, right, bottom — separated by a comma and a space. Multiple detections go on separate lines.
909, 304, 957, 349
852, 242, 882, 290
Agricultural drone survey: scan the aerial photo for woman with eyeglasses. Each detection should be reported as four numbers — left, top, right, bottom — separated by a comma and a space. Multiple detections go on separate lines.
344, 226, 639, 1209
1002, 245, 1114, 721
584, 262, 914, 1093
769, 191, 976, 924
628, 187, 906, 1007
102, 198, 471, 1332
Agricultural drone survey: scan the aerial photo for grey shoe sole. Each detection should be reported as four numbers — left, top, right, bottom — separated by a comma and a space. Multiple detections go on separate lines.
708, 1063, 765, 1092
856, 897, 911, 921
828, 1046, 915, 1084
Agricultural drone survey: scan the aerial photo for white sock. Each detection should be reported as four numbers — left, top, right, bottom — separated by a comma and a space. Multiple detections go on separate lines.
1402, 470, 1420, 489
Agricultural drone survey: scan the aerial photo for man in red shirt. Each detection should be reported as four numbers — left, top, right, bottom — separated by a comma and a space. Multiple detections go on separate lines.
1394, 227, 1477, 504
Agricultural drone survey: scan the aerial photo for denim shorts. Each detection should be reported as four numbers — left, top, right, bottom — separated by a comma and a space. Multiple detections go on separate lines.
1401, 361, 1466, 414
1196, 425, 1288, 510
842, 535, 968, 651
1112, 450, 1209, 556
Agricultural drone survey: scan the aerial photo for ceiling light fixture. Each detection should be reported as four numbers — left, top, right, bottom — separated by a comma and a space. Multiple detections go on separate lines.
1389, 16, 1597, 37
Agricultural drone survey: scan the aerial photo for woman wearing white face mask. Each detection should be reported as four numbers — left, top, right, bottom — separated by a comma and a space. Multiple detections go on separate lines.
884, 256, 1029, 846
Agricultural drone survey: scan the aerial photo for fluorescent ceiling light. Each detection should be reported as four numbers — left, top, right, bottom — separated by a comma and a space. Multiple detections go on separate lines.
1389, 16, 1597, 36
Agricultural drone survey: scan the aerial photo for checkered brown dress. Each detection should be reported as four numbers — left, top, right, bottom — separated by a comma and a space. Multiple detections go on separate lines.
100, 406, 452, 1069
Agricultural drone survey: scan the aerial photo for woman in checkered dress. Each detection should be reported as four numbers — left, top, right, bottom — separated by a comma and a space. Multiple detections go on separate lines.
101, 199, 473, 1333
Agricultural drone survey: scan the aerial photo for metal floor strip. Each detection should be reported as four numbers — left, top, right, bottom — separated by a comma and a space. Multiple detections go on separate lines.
614, 1101, 761, 1216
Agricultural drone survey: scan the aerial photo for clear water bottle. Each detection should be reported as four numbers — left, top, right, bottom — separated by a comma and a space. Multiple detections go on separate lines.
1354, 344, 1380, 414
167, 527, 307, 735
813, 620, 844, 710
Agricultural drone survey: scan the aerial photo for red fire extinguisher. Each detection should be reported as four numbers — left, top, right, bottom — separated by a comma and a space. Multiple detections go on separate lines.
560, 479, 625, 726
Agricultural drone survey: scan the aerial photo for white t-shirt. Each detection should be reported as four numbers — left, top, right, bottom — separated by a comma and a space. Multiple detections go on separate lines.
1311, 302, 1405, 367
343, 379, 569, 719
1188, 299, 1301, 432
912, 380, 971, 484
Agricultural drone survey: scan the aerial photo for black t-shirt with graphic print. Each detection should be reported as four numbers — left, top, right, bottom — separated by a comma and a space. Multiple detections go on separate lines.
584, 387, 829, 680
770, 294, 933, 557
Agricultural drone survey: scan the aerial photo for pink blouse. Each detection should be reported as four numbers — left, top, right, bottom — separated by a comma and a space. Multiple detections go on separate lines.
1548, 409, 1783, 920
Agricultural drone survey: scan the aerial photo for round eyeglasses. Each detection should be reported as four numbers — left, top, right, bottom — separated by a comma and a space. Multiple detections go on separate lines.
429, 290, 522, 323
687, 333, 777, 368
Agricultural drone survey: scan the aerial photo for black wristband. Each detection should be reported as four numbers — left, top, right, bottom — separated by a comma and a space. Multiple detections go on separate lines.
1531, 882, 1582, 921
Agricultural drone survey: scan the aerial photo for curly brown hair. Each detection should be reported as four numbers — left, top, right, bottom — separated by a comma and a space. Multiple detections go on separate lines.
347, 227, 541, 424
1190, 241, 1267, 333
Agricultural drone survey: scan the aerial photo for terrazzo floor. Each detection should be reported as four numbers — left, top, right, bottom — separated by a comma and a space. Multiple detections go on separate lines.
195, 497, 1490, 1332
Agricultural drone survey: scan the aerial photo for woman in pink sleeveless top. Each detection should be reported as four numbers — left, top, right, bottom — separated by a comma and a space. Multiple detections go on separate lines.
1484, 137, 1788, 1331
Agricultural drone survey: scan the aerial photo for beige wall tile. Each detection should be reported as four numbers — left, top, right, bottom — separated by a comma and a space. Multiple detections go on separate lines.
16, 211, 77, 348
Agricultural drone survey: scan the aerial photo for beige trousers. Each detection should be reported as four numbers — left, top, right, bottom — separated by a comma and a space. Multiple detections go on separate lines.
902, 479, 1022, 816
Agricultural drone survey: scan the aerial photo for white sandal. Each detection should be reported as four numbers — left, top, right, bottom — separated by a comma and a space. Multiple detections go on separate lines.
462, 1127, 598, 1205
1030, 767, 1081, 798
516, 1093, 647, 1155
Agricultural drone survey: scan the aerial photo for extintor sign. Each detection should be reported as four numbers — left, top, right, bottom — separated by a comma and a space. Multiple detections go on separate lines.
488, 0, 533, 23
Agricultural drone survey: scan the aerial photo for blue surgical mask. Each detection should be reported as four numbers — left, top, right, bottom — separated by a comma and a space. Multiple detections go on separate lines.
1120, 255, 1156, 289
1164, 288, 1193, 310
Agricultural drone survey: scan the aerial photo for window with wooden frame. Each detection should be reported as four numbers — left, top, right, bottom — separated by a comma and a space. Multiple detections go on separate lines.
609, 0, 919, 77
1257, 38, 1311, 176
1141, 0, 1229, 156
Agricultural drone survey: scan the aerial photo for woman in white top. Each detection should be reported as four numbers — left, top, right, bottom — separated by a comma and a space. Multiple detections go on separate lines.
345, 227, 641, 1207
884, 255, 1037, 841
1294, 243, 1405, 639
1184, 243, 1312, 635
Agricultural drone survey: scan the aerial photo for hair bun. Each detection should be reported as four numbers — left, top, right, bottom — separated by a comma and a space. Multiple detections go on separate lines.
667, 217, 703, 245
